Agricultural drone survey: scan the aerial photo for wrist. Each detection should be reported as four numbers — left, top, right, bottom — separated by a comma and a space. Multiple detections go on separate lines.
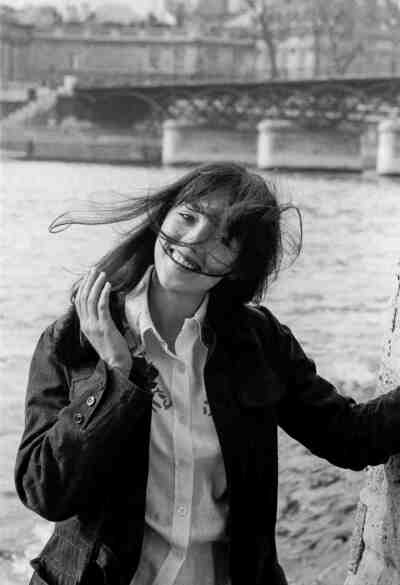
108, 357, 132, 378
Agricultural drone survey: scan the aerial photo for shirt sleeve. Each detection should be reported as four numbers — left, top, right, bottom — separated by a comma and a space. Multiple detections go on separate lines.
258, 306, 400, 470
14, 322, 152, 522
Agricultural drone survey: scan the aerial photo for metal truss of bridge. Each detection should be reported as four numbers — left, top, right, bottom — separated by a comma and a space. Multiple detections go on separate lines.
74, 76, 400, 129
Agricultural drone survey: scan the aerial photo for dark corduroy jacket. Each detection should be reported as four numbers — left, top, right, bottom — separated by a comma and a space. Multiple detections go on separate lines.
15, 293, 400, 585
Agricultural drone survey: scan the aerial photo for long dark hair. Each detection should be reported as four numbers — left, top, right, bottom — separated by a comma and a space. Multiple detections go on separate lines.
50, 162, 302, 307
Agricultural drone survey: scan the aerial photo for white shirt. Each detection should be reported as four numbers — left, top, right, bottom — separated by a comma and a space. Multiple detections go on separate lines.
125, 267, 230, 585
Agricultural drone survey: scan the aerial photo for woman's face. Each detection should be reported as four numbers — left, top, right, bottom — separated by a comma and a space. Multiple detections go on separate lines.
153, 192, 240, 300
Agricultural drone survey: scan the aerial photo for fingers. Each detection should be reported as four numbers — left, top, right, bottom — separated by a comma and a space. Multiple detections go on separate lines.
98, 281, 112, 326
75, 268, 109, 323
87, 272, 106, 321
75, 268, 96, 320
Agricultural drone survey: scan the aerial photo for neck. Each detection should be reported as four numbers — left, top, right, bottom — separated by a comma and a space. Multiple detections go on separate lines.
149, 272, 206, 351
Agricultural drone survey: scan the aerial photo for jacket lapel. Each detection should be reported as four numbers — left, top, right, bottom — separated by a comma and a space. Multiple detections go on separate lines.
207, 301, 284, 409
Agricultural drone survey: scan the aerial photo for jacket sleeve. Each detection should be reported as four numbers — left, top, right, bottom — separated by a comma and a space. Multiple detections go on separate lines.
258, 307, 400, 471
15, 322, 152, 522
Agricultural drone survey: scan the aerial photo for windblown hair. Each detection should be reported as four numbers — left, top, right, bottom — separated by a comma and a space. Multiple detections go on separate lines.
49, 162, 302, 307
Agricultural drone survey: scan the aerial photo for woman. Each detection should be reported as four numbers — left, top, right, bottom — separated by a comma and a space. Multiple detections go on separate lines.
15, 162, 400, 585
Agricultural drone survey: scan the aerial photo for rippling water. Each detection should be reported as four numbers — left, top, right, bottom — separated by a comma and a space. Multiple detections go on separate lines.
0, 160, 399, 583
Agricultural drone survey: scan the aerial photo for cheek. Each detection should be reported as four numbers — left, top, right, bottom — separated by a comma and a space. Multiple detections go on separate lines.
160, 214, 181, 241
206, 244, 238, 272
154, 237, 166, 271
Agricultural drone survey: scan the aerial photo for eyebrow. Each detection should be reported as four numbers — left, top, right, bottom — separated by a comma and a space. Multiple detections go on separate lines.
184, 202, 221, 226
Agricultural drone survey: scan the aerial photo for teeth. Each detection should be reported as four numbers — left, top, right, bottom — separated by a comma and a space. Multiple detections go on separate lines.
169, 247, 199, 270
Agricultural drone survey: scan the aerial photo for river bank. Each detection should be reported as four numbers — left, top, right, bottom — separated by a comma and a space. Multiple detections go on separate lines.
1, 125, 161, 165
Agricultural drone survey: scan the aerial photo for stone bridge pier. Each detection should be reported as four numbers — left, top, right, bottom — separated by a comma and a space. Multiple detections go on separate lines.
162, 119, 257, 167
377, 119, 400, 175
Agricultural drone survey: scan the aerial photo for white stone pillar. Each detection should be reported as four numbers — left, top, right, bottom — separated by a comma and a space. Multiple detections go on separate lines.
377, 119, 400, 176
257, 119, 362, 171
162, 119, 256, 166
361, 123, 378, 171
345, 260, 400, 585
162, 119, 185, 166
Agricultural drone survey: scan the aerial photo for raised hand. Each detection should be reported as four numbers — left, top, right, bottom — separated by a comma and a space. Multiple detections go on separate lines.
75, 268, 132, 376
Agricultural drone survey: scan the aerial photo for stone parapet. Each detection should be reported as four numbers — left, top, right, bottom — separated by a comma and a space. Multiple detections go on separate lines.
0, 126, 161, 164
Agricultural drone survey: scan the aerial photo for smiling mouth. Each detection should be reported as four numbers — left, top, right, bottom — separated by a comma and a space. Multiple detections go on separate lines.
162, 241, 202, 272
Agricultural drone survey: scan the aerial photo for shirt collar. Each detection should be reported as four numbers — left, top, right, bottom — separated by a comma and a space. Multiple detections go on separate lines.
124, 265, 210, 352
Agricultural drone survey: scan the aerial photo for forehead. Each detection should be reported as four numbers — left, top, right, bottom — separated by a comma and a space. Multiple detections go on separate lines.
178, 190, 232, 221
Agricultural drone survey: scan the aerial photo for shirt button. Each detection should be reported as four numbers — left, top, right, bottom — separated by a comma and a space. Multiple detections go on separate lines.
73, 412, 84, 425
86, 395, 96, 407
177, 505, 187, 517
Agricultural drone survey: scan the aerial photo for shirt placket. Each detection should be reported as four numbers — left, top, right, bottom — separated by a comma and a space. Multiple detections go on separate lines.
152, 339, 194, 585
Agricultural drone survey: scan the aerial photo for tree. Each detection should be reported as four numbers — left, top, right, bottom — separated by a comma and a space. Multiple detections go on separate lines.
308, 0, 364, 76
243, 0, 375, 78
165, 0, 188, 27
380, 0, 400, 71
242, 0, 294, 79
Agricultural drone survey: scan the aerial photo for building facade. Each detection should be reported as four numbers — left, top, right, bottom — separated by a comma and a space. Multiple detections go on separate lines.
0, 16, 260, 88
1, 6, 398, 90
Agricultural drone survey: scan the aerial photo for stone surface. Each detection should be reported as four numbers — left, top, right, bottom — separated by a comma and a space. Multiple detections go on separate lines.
162, 119, 256, 166
377, 118, 400, 176
344, 262, 400, 585
257, 118, 362, 171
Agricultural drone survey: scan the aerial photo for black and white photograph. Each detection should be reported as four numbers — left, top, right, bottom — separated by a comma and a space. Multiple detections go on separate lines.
0, 1, 400, 584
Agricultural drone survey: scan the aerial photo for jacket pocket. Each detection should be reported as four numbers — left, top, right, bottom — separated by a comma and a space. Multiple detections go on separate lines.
29, 561, 53, 585
29, 556, 77, 585
29, 527, 93, 585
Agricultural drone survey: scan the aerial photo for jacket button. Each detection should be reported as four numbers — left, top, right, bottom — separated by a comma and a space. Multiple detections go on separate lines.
74, 412, 84, 425
86, 395, 96, 407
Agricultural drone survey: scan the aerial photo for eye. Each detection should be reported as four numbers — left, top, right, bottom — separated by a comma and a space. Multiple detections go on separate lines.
179, 212, 196, 224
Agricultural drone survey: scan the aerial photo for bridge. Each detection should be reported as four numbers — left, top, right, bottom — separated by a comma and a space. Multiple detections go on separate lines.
73, 76, 400, 128
2, 75, 398, 173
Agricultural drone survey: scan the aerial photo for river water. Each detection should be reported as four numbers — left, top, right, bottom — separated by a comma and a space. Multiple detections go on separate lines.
0, 160, 399, 584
